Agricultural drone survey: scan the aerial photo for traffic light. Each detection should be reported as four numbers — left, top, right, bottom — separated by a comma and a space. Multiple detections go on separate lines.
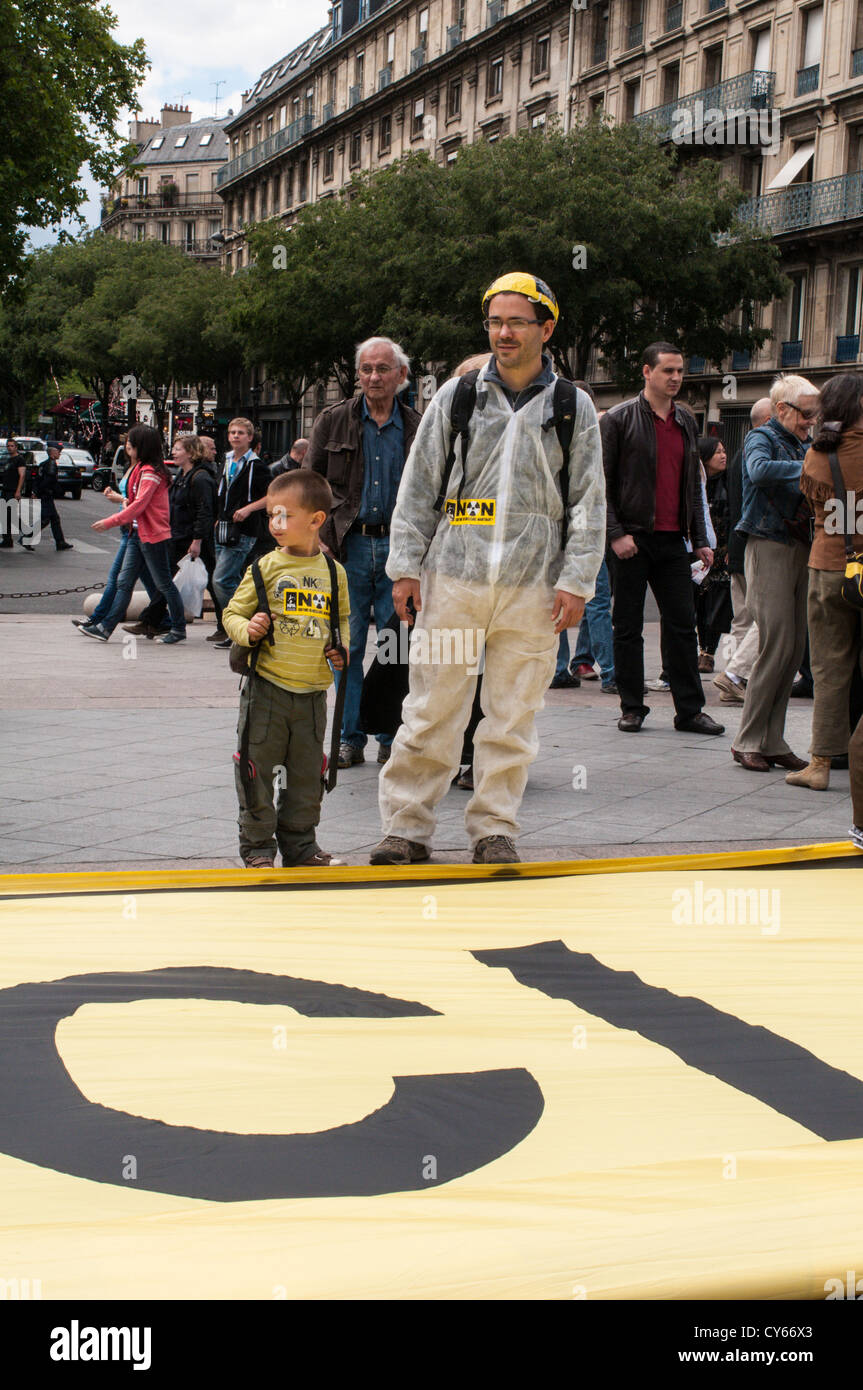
73, 394, 81, 411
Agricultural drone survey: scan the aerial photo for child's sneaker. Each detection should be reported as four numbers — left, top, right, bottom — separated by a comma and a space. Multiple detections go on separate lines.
292, 849, 342, 867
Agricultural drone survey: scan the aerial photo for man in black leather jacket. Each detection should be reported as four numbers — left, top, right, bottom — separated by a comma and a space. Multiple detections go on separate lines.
21, 441, 73, 552
600, 343, 723, 735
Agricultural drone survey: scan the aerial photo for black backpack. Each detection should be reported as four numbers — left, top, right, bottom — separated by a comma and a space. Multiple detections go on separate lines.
434, 370, 580, 549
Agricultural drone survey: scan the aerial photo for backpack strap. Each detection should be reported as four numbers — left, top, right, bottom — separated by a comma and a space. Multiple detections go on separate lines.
322, 552, 347, 793
543, 377, 579, 550
434, 369, 480, 512
237, 560, 275, 796
827, 450, 856, 559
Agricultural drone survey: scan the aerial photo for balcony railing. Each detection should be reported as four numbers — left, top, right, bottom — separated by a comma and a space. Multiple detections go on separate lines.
836, 333, 860, 363
487, 0, 505, 27
734, 171, 863, 236
731, 349, 751, 371
688, 355, 707, 373
322, 101, 334, 123
626, 21, 643, 48
102, 191, 222, 218
634, 69, 775, 142
592, 38, 608, 65
216, 112, 315, 188
781, 341, 803, 368
665, 1, 683, 31
796, 64, 820, 96
378, 65, 392, 90
447, 22, 463, 49
410, 43, 426, 71
179, 240, 221, 257
349, 84, 361, 106
854, 49, 863, 77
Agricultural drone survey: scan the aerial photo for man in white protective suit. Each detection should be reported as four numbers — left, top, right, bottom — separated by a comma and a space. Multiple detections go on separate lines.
370, 271, 607, 865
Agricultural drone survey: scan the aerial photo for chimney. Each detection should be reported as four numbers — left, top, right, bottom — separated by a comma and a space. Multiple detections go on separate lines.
160, 103, 192, 129
129, 115, 161, 142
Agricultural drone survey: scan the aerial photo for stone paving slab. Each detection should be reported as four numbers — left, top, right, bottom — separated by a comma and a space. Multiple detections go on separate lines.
0, 614, 852, 873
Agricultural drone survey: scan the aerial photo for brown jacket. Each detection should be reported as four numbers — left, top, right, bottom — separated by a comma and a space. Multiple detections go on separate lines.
800, 428, 863, 571
307, 393, 421, 557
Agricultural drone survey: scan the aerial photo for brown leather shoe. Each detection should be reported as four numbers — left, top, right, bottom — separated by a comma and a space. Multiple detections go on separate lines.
767, 752, 807, 771
618, 712, 645, 732
732, 748, 770, 772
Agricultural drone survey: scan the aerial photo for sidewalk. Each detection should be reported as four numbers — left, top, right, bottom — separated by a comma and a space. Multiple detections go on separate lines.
0, 615, 851, 872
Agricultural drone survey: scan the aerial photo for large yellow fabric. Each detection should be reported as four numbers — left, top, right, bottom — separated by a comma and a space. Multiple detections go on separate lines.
1, 867, 861, 1300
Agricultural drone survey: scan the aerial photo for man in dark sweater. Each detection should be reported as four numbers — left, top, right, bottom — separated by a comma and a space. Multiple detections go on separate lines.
600, 342, 724, 735
211, 417, 271, 648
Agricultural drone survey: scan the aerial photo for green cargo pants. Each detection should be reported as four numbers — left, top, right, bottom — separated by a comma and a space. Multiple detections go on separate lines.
235, 674, 328, 865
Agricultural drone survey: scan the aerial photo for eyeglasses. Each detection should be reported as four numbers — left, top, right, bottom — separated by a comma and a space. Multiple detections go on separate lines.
483, 317, 541, 332
782, 402, 817, 421
358, 364, 397, 377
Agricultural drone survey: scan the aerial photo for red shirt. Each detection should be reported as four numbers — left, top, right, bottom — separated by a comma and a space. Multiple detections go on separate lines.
652, 405, 685, 531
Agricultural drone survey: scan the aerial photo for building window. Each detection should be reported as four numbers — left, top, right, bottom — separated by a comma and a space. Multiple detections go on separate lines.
137, 177, 148, 195
704, 44, 723, 89
324, 145, 335, 179
298, 160, 308, 202
387, 30, 395, 64
788, 271, 806, 341
327, 72, 336, 105
134, 223, 145, 241
624, 78, 641, 119
487, 55, 503, 99
305, 87, 314, 117
355, 51, 365, 89
412, 97, 425, 136
593, 3, 609, 65
209, 220, 220, 238
186, 172, 198, 192
589, 92, 605, 117
662, 61, 680, 104
174, 135, 188, 148
284, 166, 293, 204
419, 6, 429, 40
292, 96, 300, 122
533, 32, 550, 77
183, 221, 195, 248
158, 222, 169, 243
447, 147, 460, 164
846, 266, 862, 335
531, 111, 546, 128
150, 137, 164, 150
350, 130, 362, 166
379, 114, 392, 153
447, 77, 462, 118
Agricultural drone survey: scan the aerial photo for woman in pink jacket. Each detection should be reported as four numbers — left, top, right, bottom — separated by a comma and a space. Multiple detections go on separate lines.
78, 424, 187, 644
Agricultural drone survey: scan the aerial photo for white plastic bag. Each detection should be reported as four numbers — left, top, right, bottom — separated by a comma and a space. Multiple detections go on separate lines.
174, 554, 208, 619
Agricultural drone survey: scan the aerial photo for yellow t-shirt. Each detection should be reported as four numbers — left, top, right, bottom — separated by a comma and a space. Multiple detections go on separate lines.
222, 549, 350, 693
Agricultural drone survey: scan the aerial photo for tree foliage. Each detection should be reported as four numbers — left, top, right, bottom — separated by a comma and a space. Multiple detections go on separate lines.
0, 0, 148, 285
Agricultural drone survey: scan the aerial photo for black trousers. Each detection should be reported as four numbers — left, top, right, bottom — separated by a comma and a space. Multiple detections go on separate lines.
35, 493, 67, 547
138, 534, 220, 629
610, 531, 704, 720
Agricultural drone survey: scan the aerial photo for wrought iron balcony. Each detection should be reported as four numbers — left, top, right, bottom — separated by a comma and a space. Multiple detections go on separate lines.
102, 191, 223, 218
734, 171, 863, 236
447, 22, 463, 50
410, 43, 426, 72
322, 101, 334, 123
781, 341, 803, 368
731, 350, 751, 371
836, 334, 860, 363
854, 49, 863, 77
665, 1, 683, 31
626, 21, 643, 48
487, 0, 505, 26
634, 69, 775, 142
688, 355, 707, 373
592, 38, 608, 65
215, 112, 315, 188
796, 64, 819, 96
378, 65, 392, 90
349, 84, 361, 106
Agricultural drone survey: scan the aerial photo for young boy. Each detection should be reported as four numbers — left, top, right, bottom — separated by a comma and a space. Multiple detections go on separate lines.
223, 469, 350, 868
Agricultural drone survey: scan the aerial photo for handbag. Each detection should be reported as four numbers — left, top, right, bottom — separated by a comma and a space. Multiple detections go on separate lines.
826, 451, 863, 611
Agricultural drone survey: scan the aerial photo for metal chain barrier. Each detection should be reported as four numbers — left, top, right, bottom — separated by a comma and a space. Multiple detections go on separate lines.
0, 582, 105, 600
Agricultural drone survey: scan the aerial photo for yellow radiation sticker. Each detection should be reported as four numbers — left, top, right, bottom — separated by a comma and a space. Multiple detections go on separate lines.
1, 866, 861, 1300
445, 498, 496, 525
282, 587, 331, 617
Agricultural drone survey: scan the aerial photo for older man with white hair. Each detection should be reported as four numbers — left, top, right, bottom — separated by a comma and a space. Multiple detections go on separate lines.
731, 375, 820, 772
308, 336, 421, 766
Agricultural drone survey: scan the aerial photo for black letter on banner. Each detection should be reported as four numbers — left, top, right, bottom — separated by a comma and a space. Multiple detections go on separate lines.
474, 941, 863, 1140
0, 966, 543, 1200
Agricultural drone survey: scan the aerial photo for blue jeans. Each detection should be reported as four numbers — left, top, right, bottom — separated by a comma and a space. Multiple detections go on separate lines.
91, 531, 158, 626
573, 559, 615, 683
338, 530, 394, 748
213, 534, 257, 611
100, 532, 186, 635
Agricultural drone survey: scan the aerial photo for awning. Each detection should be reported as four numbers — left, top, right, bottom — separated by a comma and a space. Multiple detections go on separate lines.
766, 141, 815, 190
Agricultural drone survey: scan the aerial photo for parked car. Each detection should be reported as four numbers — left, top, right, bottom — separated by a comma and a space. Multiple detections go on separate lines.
0, 435, 46, 454
13, 449, 83, 500
91, 459, 124, 493
62, 447, 98, 486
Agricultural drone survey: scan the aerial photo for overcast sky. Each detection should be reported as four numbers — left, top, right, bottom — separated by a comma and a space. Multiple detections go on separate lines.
28, 0, 332, 247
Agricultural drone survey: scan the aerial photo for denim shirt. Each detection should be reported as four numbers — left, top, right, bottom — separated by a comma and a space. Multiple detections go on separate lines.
737, 417, 807, 546
357, 396, 405, 524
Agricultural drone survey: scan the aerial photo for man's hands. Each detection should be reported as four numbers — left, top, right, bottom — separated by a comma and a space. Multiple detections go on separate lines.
247, 611, 271, 642
611, 534, 638, 560
392, 577, 421, 623
693, 546, 714, 569
552, 590, 586, 635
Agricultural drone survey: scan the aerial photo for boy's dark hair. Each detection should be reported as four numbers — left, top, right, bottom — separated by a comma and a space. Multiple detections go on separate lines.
269, 468, 333, 515
811, 372, 863, 451
642, 342, 683, 368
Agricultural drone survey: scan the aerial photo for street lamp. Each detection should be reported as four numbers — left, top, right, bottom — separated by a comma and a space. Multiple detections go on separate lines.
249, 382, 263, 426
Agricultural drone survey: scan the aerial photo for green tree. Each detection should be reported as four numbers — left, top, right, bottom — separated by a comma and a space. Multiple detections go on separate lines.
0, 0, 148, 285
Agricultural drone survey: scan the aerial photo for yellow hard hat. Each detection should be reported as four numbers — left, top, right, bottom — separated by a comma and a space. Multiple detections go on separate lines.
481, 272, 559, 324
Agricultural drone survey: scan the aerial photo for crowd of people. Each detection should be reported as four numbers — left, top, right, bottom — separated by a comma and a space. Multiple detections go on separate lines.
8, 267, 863, 867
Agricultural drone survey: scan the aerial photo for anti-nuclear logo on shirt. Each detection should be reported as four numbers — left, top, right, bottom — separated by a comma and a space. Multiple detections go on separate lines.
445, 498, 496, 525
273, 575, 330, 641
